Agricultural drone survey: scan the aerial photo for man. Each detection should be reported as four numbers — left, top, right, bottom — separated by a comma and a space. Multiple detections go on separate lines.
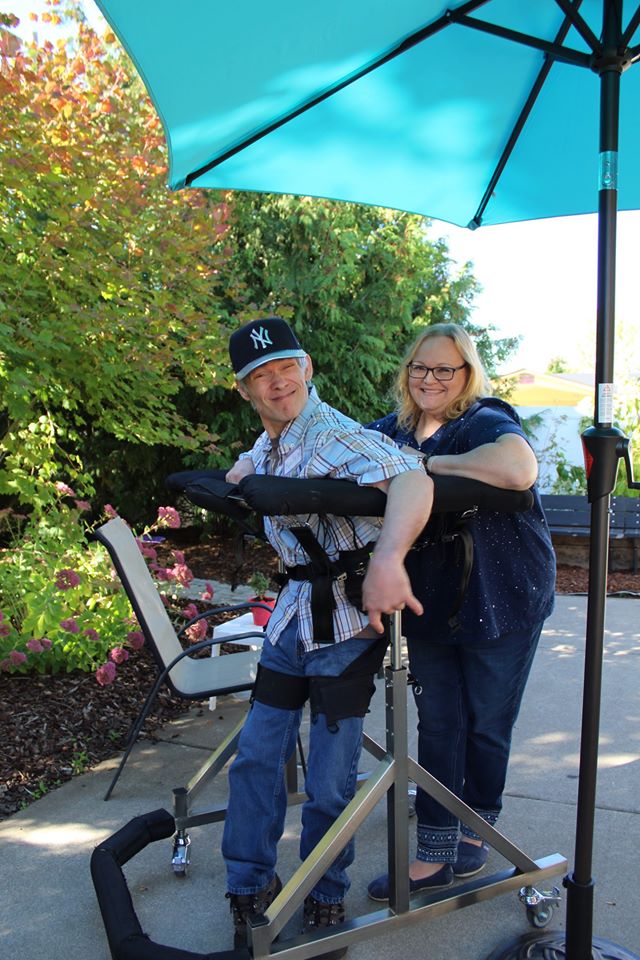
222, 317, 432, 957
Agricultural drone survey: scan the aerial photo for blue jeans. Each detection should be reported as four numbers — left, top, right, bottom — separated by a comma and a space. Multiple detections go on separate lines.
408, 621, 543, 863
222, 616, 377, 903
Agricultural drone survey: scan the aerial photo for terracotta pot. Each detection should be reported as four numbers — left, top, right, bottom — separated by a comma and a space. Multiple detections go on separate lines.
249, 596, 275, 626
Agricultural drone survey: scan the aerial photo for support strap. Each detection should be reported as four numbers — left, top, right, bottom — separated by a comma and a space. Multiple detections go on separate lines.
446, 526, 474, 632
309, 632, 389, 728
279, 532, 374, 643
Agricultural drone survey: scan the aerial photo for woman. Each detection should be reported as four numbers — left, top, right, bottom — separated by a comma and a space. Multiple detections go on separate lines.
366, 323, 556, 899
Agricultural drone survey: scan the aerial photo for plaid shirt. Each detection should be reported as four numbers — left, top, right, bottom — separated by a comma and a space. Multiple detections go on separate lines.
244, 388, 421, 651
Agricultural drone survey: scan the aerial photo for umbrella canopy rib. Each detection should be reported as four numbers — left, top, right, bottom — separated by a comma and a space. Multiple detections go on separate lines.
451, 11, 593, 67
469, 7, 582, 228
621, 4, 640, 47
554, 0, 603, 53
185, 0, 491, 187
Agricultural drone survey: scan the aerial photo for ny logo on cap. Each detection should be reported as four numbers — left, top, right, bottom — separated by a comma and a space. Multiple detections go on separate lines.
250, 327, 273, 351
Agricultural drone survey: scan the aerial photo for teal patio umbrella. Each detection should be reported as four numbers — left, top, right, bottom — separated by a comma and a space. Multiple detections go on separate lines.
95, 2, 640, 958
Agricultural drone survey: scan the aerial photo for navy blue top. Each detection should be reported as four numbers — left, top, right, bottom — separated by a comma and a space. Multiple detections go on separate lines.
367, 399, 555, 643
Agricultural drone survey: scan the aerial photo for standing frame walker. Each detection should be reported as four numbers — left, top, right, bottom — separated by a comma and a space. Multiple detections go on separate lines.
91, 473, 567, 960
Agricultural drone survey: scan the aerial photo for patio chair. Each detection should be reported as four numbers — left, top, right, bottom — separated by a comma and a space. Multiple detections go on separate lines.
93, 517, 263, 801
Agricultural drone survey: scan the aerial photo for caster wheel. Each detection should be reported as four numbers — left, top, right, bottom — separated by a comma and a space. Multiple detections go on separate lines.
527, 905, 553, 928
173, 867, 188, 879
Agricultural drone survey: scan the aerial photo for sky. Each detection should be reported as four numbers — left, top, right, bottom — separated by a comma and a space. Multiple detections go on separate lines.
7, 0, 640, 379
427, 211, 640, 375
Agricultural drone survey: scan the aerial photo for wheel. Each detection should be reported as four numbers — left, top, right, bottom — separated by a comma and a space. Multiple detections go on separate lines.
173, 866, 188, 879
526, 904, 553, 928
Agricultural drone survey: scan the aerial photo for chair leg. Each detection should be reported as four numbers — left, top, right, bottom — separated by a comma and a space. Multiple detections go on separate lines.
103, 678, 162, 801
297, 733, 307, 779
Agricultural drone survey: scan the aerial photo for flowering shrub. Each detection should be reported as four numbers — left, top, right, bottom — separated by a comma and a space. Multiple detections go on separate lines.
0, 485, 201, 685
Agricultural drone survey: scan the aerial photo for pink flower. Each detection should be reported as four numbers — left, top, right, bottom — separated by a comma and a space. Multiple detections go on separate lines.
96, 661, 117, 686
104, 503, 118, 519
150, 563, 172, 582
9, 650, 27, 666
0, 658, 11, 672
74, 500, 91, 512
136, 539, 158, 561
0, 623, 10, 637
183, 602, 199, 620
40, 637, 52, 650
201, 582, 215, 601
126, 630, 145, 651
172, 549, 185, 565
55, 481, 76, 497
109, 646, 129, 664
171, 563, 194, 588
156, 506, 181, 529
186, 619, 207, 643
26, 638, 44, 654
84, 628, 100, 642
55, 568, 81, 590
60, 617, 81, 634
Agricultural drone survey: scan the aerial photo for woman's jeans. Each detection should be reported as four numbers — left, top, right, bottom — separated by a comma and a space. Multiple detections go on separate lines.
408, 621, 544, 863
222, 616, 377, 903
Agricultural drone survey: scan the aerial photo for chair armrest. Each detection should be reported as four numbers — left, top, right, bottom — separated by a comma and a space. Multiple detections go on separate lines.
176, 602, 273, 646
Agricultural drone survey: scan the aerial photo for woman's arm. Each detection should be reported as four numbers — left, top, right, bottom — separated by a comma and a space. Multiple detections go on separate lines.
426, 433, 538, 490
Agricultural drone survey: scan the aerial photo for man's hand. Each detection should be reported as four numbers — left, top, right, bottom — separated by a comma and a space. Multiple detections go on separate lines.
225, 458, 256, 484
360, 467, 432, 633
361, 552, 423, 634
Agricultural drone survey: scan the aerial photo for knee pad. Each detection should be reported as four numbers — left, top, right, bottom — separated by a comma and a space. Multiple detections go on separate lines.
309, 634, 389, 728
251, 664, 310, 710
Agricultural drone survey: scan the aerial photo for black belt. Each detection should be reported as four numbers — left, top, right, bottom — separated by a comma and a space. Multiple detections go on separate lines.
277, 528, 374, 643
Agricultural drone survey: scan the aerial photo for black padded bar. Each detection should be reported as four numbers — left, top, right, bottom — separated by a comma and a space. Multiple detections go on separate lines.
91, 808, 250, 960
169, 470, 533, 519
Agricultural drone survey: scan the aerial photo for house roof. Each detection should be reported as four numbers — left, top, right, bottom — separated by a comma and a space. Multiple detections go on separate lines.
494, 369, 592, 407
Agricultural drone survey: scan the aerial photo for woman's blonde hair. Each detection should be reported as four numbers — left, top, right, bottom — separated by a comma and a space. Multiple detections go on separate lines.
395, 323, 492, 429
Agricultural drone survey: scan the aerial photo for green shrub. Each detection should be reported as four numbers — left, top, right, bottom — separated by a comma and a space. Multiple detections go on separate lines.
0, 489, 198, 684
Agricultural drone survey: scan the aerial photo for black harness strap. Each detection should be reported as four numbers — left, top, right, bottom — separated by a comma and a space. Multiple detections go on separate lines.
251, 664, 310, 711
280, 531, 374, 644
446, 526, 474, 631
309, 632, 389, 729
288, 525, 338, 643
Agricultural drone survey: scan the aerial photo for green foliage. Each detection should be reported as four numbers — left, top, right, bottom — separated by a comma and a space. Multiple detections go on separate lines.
0, 496, 134, 674
546, 356, 570, 374
198, 194, 517, 459
0, 4, 229, 521
520, 411, 587, 495
613, 374, 640, 497
248, 570, 271, 598
0, 491, 197, 680
1, 7, 518, 522
0, 5, 524, 684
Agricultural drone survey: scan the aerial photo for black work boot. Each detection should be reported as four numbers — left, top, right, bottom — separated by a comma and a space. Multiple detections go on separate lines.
302, 895, 347, 960
226, 873, 282, 948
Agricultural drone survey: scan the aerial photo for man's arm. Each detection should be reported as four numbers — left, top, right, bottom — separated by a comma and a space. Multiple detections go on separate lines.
225, 454, 257, 483
362, 468, 433, 633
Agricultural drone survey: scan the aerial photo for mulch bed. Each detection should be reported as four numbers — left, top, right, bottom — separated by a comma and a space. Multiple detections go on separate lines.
1, 526, 638, 820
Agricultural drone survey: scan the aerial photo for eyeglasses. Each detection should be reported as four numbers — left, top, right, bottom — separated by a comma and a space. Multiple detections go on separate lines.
406, 362, 467, 381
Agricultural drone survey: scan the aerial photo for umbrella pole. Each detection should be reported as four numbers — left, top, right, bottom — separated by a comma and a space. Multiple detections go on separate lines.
564, 39, 621, 960
488, 3, 639, 958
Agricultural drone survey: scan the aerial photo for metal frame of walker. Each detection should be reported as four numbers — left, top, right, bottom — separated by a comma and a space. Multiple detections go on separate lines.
167, 610, 566, 957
